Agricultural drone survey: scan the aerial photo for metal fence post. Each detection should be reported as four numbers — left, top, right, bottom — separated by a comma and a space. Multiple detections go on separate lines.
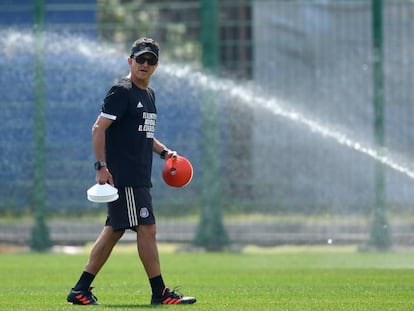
30, 0, 52, 252
369, 0, 391, 250
194, 0, 229, 251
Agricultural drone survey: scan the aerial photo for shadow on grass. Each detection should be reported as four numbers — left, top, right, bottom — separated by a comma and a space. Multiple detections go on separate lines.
105, 304, 158, 309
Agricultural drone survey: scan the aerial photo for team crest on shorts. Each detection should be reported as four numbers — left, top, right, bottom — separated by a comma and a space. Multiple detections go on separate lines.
140, 207, 149, 218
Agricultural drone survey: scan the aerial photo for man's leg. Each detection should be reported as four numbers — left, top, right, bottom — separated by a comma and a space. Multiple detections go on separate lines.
137, 224, 196, 305
137, 224, 166, 298
67, 226, 124, 305
137, 224, 160, 278
85, 226, 124, 275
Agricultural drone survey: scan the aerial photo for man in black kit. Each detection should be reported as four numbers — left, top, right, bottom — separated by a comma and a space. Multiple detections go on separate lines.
67, 37, 196, 306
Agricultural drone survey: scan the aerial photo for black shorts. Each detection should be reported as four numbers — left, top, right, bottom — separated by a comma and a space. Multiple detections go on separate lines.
105, 187, 156, 231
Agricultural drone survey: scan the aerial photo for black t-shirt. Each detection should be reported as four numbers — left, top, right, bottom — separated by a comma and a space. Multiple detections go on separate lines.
101, 77, 157, 187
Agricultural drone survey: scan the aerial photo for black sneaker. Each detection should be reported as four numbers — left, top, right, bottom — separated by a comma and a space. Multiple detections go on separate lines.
151, 287, 196, 305
67, 287, 99, 305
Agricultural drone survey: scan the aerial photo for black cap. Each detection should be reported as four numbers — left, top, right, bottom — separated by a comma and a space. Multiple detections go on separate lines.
130, 39, 159, 59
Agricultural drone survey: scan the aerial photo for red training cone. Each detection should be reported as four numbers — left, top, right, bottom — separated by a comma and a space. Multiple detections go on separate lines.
162, 156, 193, 187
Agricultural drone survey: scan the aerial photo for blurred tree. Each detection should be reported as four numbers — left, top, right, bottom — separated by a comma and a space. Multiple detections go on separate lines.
97, 0, 201, 63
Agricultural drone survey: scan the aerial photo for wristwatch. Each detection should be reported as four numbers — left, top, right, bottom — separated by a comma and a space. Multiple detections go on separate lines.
160, 149, 168, 160
94, 161, 107, 170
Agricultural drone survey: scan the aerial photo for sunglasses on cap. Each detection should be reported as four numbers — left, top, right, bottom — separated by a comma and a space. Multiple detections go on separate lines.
132, 54, 158, 66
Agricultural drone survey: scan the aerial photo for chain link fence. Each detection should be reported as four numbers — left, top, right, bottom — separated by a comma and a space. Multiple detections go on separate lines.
1, 0, 414, 247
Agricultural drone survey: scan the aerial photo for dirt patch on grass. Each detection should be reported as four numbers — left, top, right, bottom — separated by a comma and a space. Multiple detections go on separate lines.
0, 244, 29, 253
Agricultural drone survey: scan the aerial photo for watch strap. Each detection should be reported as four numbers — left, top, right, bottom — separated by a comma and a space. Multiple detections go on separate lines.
94, 161, 107, 170
160, 150, 168, 160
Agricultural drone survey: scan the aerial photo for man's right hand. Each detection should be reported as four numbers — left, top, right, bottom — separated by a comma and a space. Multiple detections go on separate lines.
96, 168, 114, 186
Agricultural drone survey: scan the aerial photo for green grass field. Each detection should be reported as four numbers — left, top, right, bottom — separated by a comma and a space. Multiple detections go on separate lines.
1, 245, 414, 310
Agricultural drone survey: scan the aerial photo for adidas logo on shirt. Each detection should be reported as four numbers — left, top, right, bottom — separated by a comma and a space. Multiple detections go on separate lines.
137, 102, 143, 108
